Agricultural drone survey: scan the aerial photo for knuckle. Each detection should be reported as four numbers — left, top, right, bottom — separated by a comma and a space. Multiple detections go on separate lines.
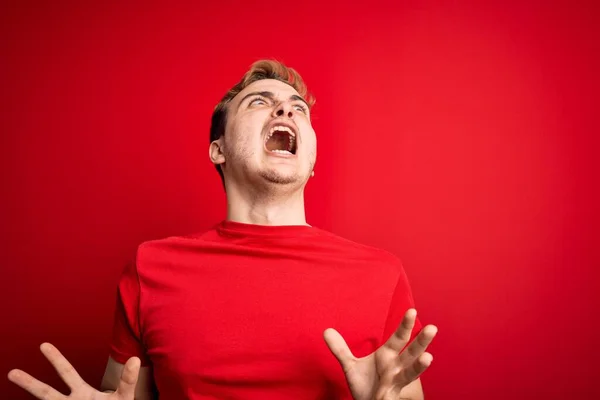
40, 387, 52, 400
417, 333, 429, 346
386, 364, 402, 377
407, 345, 420, 357
60, 363, 76, 377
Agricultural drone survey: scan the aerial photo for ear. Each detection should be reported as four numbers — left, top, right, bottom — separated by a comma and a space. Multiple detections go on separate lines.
209, 140, 226, 166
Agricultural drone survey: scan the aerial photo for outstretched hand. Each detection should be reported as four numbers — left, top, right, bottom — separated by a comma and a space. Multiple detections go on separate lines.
324, 309, 437, 400
8, 343, 140, 400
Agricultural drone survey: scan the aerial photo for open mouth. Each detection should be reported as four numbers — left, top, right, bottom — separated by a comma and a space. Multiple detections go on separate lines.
265, 125, 297, 155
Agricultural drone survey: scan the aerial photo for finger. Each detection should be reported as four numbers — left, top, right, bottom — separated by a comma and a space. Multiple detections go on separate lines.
39, 342, 86, 390
399, 352, 433, 384
7, 369, 65, 400
383, 308, 417, 352
323, 328, 355, 372
116, 357, 141, 398
398, 324, 438, 365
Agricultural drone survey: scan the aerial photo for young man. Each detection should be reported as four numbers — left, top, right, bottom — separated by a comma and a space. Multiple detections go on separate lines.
8, 60, 437, 400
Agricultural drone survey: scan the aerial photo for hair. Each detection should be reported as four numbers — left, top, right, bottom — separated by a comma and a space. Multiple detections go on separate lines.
209, 59, 316, 186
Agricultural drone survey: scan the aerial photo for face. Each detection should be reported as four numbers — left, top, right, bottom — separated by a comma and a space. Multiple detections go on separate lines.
211, 79, 317, 189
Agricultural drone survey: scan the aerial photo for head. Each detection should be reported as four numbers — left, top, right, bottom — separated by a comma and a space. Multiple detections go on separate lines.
209, 60, 316, 193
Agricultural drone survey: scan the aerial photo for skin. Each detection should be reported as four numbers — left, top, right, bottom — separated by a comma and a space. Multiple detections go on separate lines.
7, 79, 437, 400
7, 344, 153, 400
209, 79, 317, 226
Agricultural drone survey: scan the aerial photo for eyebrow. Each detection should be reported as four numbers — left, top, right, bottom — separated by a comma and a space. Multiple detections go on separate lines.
237, 91, 310, 111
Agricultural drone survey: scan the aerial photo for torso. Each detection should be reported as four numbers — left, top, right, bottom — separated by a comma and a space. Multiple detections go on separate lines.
134, 222, 410, 399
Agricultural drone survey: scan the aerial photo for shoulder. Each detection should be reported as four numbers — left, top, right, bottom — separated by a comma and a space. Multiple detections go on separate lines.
134, 225, 221, 264
312, 228, 404, 269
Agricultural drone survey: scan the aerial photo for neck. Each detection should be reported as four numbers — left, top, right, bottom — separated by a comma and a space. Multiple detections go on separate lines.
224, 181, 308, 226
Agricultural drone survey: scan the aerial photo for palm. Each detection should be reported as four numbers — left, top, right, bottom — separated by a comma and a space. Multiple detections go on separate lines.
7, 343, 140, 400
325, 309, 437, 400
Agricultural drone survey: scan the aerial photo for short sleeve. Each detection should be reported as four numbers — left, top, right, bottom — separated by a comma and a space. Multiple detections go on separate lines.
109, 261, 151, 366
381, 261, 423, 345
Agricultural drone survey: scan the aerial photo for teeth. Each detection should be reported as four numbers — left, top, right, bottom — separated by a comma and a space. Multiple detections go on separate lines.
268, 125, 295, 137
265, 125, 296, 154
270, 149, 292, 155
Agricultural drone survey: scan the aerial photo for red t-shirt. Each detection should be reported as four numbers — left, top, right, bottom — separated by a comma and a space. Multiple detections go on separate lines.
110, 221, 421, 399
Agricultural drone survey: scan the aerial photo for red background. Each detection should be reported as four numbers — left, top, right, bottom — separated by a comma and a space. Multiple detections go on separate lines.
2, 1, 599, 399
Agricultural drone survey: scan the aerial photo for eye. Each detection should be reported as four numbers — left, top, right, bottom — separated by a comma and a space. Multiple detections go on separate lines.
293, 104, 308, 114
249, 97, 268, 106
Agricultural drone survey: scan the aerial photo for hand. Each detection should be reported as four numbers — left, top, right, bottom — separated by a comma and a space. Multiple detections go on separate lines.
7, 343, 140, 399
324, 309, 437, 400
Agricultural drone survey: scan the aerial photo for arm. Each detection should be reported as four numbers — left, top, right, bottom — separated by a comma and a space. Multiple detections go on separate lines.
107, 259, 156, 399
101, 356, 155, 400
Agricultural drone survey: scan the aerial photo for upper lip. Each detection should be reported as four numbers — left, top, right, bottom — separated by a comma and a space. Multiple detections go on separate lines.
265, 119, 299, 140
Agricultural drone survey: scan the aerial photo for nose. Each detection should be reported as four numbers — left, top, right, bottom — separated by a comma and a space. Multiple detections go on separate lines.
272, 101, 294, 119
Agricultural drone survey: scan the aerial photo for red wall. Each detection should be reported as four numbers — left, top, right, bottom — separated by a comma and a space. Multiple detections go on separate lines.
2, 1, 598, 399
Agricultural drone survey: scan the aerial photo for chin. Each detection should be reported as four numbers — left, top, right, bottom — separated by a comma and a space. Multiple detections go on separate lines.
259, 169, 303, 185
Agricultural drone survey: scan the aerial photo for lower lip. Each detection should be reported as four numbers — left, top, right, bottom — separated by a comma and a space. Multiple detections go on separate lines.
264, 147, 297, 158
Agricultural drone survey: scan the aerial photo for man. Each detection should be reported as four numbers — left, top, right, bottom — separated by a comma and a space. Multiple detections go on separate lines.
8, 60, 437, 399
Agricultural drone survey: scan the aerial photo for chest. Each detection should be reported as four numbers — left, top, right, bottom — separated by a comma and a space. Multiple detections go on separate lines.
139, 255, 395, 396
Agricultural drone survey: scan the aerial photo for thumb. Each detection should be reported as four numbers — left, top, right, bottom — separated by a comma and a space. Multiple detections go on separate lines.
323, 328, 355, 372
115, 357, 141, 399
